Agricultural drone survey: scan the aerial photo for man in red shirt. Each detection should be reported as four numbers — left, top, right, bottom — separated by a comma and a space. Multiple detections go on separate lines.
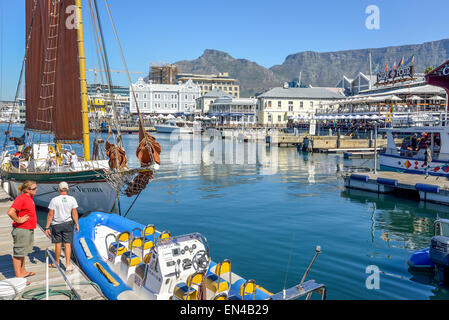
7, 181, 38, 284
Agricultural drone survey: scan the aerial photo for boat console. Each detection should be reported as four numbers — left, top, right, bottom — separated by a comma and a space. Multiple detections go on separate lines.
133, 233, 210, 300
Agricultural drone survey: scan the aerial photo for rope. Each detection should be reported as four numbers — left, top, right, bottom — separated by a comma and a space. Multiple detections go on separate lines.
20, 281, 102, 300
2, 0, 38, 152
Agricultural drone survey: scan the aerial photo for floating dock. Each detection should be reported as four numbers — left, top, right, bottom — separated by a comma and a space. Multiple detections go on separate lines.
344, 170, 449, 205
0, 187, 105, 300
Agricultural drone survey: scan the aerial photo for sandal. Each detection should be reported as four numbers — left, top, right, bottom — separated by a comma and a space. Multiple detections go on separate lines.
66, 265, 74, 272
48, 263, 58, 268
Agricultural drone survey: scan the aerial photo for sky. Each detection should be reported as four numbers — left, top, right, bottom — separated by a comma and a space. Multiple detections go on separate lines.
0, 0, 448, 101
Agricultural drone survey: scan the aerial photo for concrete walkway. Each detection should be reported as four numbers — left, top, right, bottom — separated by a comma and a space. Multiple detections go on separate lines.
0, 187, 105, 300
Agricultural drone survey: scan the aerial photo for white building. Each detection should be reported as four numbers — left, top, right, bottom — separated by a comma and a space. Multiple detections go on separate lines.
129, 78, 200, 115
208, 97, 258, 125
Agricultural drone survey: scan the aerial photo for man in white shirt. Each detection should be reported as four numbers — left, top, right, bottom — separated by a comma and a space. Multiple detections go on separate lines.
44, 182, 79, 271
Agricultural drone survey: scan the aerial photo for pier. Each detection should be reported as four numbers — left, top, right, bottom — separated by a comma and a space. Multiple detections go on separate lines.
0, 187, 105, 300
344, 170, 449, 206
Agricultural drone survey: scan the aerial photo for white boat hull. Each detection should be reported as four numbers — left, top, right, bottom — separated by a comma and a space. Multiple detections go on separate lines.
379, 153, 449, 177
155, 125, 192, 134
8, 180, 117, 214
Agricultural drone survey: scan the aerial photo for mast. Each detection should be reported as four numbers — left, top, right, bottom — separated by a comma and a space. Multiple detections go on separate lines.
75, 0, 91, 161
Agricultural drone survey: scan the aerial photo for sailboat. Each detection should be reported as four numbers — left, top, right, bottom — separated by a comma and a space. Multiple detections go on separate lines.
0, 0, 160, 214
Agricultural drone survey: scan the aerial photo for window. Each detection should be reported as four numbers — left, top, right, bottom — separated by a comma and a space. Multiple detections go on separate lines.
278, 101, 282, 108
278, 115, 282, 122
300, 101, 304, 109
268, 114, 272, 122
288, 101, 293, 112
268, 101, 272, 108
310, 101, 314, 108
144, 94, 147, 99
136, 93, 139, 98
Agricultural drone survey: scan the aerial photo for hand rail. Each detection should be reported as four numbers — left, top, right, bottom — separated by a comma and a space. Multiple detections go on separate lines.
45, 248, 81, 300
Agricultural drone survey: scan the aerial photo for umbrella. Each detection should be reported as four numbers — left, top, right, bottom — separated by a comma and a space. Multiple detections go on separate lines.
387, 95, 402, 101
362, 114, 370, 119
370, 114, 379, 120
203, 116, 211, 120
157, 114, 165, 119
166, 114, 175, 119
429, 95, 444, 100
408, 95, 422, 101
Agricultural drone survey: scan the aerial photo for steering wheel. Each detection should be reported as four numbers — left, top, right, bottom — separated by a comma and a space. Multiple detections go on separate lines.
192, 250, 210, 272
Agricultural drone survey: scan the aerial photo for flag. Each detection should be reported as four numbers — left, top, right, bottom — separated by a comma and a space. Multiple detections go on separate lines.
404, 55, 415, 66
374, 64, 380, 73
393, 62, 396, 70
385, 61, 389, 72
399, 56, 404, 65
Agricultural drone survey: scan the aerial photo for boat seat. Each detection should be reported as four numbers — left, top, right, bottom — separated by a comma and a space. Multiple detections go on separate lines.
107, 231, 130, 256
158, 230, 171, 242
108, 242, 126, 256
142, 225, 156, 249
173, 271, 204, 301
135, 252, 153, 280
228, 279, 256, 300
213, 292, 228, 300
205, 259, 231, 294
121, 251, 141, 267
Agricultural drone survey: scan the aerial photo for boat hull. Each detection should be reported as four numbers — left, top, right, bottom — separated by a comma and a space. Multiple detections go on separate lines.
154, 125, 192, 134
379, 153, 449, 177
2, 169, 116, 214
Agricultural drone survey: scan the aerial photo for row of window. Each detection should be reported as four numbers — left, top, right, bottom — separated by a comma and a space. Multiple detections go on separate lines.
200, 86, 238, 91
135, 93, 197, 100
138, 103, 193, 110
266, 100, 314, 109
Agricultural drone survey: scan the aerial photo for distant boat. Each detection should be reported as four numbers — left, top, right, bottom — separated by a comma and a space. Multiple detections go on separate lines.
379, 126, 449, 177
155, 119, 192, 134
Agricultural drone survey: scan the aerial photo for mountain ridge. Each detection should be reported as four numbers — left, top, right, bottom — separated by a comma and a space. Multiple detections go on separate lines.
173, 39, 449, 97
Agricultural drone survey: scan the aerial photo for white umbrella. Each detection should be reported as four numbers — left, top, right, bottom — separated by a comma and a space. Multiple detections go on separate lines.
203, 116, 211, 120
408, 95, 422, 101
429, 95, 444, 100
370, 114, 379, 120
157, 114, 165, 119
355, 115, 361, 119
387, 95, 402, 101
166, 114, 175, 119
211, 116, 217, 120
362, 114, 370, 119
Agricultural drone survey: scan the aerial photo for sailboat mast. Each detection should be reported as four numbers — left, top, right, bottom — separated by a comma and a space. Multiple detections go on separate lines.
75, 0, 91, 161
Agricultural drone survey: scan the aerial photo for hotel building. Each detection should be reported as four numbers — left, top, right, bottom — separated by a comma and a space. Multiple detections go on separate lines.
176, 72, 240, 98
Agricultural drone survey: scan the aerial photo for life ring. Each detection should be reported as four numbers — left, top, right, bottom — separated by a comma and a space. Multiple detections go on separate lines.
22, 146, 33, 160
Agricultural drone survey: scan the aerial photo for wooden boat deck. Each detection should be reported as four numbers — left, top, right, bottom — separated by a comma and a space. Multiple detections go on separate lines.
0, 187, 105, 300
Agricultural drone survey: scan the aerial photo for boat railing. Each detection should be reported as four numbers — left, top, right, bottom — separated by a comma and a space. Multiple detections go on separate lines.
45, 248, 81, 300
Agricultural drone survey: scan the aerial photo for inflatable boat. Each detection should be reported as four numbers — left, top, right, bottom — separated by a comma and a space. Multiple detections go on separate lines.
73, 211, 327, 300
408, 218, 449, 285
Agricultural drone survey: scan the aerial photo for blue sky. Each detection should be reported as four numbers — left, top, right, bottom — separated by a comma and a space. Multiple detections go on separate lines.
0, 0, 448, 100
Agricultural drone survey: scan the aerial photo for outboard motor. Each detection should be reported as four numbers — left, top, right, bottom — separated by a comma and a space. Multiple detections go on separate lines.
430, 235, 449, 286
429, 219, 449, 286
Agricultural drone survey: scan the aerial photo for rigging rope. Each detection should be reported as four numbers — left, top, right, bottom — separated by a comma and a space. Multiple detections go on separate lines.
2, 0, 38, 152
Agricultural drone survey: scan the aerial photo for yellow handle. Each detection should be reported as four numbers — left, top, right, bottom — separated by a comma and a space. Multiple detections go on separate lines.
94, 263, 119, 287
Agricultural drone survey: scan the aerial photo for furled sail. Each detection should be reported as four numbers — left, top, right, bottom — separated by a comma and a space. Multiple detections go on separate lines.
25, 0, 83, 142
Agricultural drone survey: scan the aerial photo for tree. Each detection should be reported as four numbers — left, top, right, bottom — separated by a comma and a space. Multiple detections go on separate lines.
425, 66, 435, 74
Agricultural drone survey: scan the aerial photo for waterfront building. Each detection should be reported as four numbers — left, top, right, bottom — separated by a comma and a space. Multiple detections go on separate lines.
195, 88, 233, 114
87, 84, 130, 118
176, 72, 240, 98
336, 72, 377, 95
129, 77, 201, 115
0, 99, 26, 124
208, 97, 258, 125
257, 87, 345, 126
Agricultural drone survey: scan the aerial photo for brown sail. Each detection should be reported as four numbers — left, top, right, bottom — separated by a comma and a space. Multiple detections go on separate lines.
25, 0, 83, 142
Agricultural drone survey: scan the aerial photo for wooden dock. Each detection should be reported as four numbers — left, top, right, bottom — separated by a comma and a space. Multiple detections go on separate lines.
344, 170, 449, 205
0, 188, 105, 300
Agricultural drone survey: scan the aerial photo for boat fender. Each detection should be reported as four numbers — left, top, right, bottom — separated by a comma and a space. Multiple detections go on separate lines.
376, 178, 398, 187
350, 174, 369, 182
415, 183, 440, 194
79, 238, 93, 259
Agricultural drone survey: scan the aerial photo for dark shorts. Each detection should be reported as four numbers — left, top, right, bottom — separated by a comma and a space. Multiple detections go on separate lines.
50, 221, 73, 244
11, 228, 34, 257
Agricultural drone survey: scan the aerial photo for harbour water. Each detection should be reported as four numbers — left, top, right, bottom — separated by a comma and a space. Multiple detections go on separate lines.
3, 124, 449, 300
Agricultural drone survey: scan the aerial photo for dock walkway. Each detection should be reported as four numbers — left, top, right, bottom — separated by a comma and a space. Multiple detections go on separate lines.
0, 187, 105, 300
344, 170, 449, 205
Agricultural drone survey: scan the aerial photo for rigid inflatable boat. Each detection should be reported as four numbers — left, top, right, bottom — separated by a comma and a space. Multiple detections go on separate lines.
73, 212, 327, 300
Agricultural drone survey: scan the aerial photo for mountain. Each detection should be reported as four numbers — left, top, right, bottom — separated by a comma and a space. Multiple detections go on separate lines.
173, 39, 449, 97
175, 49, 283, 97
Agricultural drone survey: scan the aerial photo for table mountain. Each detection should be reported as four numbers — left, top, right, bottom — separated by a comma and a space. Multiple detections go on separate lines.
174, 39, 449, 97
